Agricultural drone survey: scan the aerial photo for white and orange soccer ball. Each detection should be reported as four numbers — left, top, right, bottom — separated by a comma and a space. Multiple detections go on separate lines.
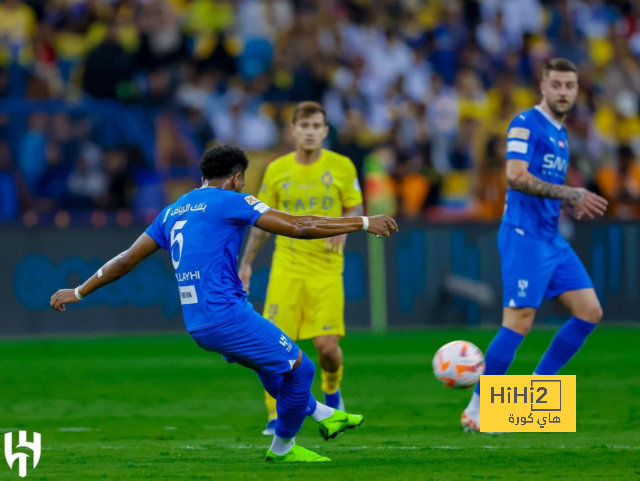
432, 340, 485, 389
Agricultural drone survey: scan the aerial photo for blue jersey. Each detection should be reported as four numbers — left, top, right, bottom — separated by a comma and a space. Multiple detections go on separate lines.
502, 106, 570, 240
145, 187, 271, 332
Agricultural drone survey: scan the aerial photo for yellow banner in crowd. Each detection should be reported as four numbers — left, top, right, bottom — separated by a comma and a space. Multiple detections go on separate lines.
480, 375, 576, 432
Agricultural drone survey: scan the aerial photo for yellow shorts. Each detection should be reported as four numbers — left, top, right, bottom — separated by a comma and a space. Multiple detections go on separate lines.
263, 270, 345, 341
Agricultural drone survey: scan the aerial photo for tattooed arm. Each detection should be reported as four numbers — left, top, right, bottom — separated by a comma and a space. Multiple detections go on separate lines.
506, 160, 608, 219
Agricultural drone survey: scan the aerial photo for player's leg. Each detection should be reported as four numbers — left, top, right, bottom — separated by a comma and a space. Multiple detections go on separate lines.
313, 335, 345, 410
534, 248, 602, 375
461, 307, 534, 431
463, 225, 550, 432
261, 273, 304, 434
302, 275, 346, 409
191, 311, 334, 462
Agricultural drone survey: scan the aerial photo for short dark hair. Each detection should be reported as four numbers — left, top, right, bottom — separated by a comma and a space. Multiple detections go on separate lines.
543, 58, 578, 78
292, 101, 326, 124
199, 144, 249, 180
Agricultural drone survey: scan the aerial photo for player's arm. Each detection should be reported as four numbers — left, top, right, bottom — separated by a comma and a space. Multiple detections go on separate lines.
255, 209, 397, 239
506, 160, 608, 219
50, 233, 160, 312
325, 203, 364, 253
238, 163, 277, 290
238, 226, 271, 292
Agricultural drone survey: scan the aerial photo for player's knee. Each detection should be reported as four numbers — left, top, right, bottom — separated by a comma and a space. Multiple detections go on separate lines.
581, 304, 603, 324
503, 308, 535, 336
317, 342, 339, 360
291, 352, 315, 382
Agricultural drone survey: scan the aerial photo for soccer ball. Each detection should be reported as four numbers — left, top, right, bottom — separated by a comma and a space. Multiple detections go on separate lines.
432, 340, 485, 389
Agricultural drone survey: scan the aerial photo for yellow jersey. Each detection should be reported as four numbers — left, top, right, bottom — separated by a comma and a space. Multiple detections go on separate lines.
259, 149, 363, 277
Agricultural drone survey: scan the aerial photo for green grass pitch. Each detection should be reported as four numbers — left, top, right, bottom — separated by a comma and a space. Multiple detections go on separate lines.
0, 327, 638, 480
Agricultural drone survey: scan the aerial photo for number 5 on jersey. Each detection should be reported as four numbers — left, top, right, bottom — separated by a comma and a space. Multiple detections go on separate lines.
171, 220, 187, 269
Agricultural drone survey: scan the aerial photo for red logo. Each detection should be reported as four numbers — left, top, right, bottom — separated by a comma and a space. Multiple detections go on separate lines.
558, 140, 565, 148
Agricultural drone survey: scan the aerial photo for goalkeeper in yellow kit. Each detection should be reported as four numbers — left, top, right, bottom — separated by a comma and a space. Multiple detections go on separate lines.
239, 101, 364, 435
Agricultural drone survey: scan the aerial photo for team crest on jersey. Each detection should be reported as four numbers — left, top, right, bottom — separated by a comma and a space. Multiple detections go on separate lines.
321, 171, 333, 193
507, 127, 530, 140
244, 196, 260, 206
558, 140, 565, 148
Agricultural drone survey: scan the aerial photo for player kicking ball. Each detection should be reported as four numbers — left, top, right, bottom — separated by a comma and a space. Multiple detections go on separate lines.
50, 145, 398, 462
239, 102, 363, 435
462, 58, 608, 432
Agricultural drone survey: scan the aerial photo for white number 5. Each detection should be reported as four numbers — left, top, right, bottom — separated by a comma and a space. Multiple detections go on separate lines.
170, 220, 187, 269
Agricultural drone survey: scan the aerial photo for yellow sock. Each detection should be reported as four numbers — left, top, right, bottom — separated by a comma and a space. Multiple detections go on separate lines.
265, 391, 277, 420
321, 366, 343, 395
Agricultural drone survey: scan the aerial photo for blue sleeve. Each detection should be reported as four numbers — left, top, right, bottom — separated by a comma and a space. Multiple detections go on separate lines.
223, 192, 272, 226
505, 114, 536, 163
145, 207, 170, 249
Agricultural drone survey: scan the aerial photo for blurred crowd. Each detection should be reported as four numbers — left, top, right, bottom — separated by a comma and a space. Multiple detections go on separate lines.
3, 0, 640, 223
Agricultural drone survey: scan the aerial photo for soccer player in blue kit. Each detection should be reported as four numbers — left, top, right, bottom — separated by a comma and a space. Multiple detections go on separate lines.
50, 144, 399, 462
461, 59, 609, 432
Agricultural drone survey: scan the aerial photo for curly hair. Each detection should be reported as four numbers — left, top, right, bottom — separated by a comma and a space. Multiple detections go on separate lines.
199, 144, 249, 180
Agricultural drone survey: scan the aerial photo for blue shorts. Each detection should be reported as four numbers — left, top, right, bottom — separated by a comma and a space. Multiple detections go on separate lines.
190, 308, 300, 374
499, 224, 593, 309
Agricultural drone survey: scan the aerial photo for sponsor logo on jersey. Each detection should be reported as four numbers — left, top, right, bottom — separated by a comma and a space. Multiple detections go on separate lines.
507, 140, 529, 154
178, 285, 198, 305
254, 202, 270, 213
244, 196, 260, 206
542, 154, 568, 173
508, 127, 531, 140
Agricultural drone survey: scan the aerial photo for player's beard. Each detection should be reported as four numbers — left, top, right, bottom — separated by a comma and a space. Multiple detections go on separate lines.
548, 97, 574, 117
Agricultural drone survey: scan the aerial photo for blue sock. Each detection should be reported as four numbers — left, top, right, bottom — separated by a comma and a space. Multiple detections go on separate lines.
274, 353, 316, 439
474, 326, 525, 396
324, 390, 342, 409
534, 317, 597, 375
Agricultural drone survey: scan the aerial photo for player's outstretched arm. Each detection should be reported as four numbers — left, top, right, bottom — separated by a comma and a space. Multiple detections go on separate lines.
255, 210, 398, 239
50, 233, 160, 312
325, 203, 364, 253
506, 160, 608, 219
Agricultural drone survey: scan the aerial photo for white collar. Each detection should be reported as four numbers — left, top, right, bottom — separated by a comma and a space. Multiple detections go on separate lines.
534, 105, 563, 131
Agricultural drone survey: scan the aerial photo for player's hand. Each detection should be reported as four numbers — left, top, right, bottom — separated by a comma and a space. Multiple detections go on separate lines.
239, 263, 252, 294
367, 215, 399, 238
567, 188, 608, 220
50, 289, 80, 312
326, 234, 347, 253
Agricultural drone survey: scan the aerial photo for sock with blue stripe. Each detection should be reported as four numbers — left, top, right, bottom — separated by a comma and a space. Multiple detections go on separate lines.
534, 317, 597, 375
